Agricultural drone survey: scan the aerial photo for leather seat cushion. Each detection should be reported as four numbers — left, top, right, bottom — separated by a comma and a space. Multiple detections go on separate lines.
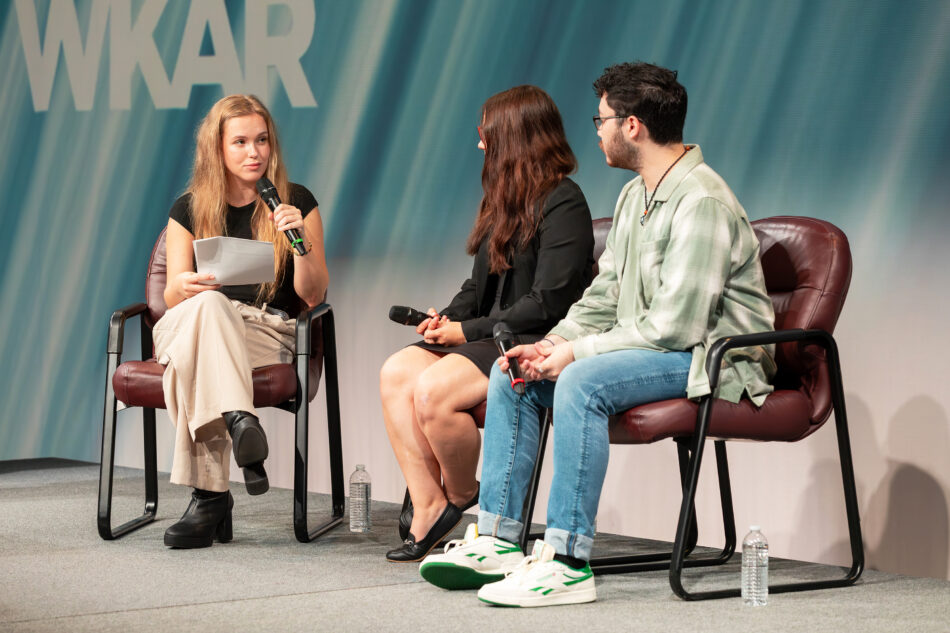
468, 400, 487, 429
113, 359, 310, 409
609, 389, 813, 444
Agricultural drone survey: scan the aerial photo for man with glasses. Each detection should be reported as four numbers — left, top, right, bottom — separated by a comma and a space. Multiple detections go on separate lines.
418, 62, 776, 607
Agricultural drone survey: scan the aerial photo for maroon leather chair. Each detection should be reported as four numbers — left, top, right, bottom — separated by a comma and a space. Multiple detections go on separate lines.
523, 216, 863, 600
97, 228, 344, 543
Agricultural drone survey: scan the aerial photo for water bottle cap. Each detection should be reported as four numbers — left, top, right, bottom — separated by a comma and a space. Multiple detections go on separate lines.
749, 525, 761, 531
356, 464, 365, 470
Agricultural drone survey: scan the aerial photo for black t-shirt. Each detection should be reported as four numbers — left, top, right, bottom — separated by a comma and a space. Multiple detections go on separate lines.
168, 182, 318, 314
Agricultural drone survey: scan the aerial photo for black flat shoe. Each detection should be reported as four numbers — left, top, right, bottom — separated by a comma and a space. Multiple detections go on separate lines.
387, 503, 463, 562
164, 490, 233, 549
224, 410, 269, 495
399, 482, 479, 541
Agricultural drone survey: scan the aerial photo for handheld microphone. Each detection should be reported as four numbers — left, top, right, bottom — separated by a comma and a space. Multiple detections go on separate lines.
256, 177, 307, 255
389, 305, 429, 326
492, 322, 525, 395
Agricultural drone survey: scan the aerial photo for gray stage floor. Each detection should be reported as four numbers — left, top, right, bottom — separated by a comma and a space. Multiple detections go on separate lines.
1, 458, 948, 632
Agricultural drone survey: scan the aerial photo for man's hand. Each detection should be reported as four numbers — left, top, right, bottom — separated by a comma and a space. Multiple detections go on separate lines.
498, 344, 542, 376
530, 341, 574, 381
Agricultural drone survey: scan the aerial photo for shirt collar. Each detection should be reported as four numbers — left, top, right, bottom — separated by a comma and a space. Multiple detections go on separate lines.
649, 144, 703, 203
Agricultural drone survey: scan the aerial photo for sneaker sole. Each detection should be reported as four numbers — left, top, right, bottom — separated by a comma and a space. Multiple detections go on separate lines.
420, 562, 505, 590
477, 586, 597, 607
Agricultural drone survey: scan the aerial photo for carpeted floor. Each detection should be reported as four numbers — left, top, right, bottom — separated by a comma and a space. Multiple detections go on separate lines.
1, 458, 948, 632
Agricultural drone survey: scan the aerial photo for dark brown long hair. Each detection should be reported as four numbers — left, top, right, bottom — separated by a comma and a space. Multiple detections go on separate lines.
466, 85, 577, 273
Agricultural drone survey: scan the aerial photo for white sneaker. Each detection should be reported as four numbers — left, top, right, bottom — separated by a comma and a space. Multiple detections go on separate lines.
419, 523, 525, 589
476, 540, 596, 607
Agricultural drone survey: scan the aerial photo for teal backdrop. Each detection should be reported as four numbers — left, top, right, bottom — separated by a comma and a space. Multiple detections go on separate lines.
3, 0, 950, 578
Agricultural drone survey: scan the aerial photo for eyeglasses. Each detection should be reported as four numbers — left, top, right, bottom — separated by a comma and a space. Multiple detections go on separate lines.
592, 115, 627, 131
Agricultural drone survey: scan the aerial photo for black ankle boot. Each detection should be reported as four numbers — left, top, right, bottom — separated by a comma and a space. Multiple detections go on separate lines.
224, 410, 269, 495
164, 489, 233, 549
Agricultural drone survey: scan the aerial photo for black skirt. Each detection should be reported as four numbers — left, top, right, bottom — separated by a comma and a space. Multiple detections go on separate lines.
411, 334, 542, 377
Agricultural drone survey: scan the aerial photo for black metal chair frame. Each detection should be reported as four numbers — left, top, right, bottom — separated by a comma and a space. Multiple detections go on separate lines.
516, 410, 707, 556
97, 301, 345, 543
519, 328, 864, 600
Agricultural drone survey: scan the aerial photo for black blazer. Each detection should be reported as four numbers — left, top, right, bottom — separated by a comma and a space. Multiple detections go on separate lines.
441, 178, 594, 342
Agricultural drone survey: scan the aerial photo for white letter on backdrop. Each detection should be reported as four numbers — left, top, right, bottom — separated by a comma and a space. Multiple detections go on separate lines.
109, 0, 174, 109
170, 0, 244, 108
244, 0, 317, 107
16, 0, 110, 111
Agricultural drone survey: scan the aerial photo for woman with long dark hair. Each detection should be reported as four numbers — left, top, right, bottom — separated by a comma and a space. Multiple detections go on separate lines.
155, 94, 328, 548
380, 85, 594, 562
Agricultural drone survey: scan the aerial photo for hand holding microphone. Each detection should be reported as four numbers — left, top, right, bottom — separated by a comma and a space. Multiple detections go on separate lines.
388, 306, 429, 326
493, 322, 525, 395
256, 177, 307, 255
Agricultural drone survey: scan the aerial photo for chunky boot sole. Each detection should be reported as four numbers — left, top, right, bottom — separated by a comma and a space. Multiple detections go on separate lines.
163, 517, 232, 548
242, 462, 269, 496
164, 492, 233, 548
231, 423, 268, 467
164, 512, 233, 548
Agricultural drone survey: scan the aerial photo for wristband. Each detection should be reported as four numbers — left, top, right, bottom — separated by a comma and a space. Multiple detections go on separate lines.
540, 337, 556, 348
290, 240, 313, 255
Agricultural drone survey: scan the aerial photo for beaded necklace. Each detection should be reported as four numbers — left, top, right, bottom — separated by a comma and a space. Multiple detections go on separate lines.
641, 146, 690, 226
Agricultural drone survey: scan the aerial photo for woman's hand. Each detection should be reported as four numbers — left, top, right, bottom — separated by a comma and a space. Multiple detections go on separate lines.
173, 271, 221, 301
423, 319, 466, 346
416, 307, 443, 334
269, 203, 304, 234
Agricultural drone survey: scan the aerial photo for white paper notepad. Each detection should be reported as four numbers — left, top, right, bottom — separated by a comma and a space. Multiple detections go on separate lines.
193, 237, 275, 285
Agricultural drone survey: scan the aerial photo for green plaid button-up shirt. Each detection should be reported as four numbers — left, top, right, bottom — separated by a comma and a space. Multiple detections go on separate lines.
550, 146, 775, 405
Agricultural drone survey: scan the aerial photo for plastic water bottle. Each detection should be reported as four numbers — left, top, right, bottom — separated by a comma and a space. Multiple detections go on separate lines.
741, 525, 768, 606
349, 464, 371, 533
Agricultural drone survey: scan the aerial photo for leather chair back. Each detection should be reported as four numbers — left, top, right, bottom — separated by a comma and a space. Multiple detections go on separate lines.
592, 217, 612, 277
145, 228, 169, 328
752, 216, 852, 426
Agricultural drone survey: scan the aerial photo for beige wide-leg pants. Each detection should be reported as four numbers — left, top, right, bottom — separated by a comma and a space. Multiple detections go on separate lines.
153, 291, 295, 492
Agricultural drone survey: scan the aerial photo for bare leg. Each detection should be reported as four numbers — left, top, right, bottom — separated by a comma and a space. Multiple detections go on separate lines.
413, 355, 487, 533
380, 346, 446, 536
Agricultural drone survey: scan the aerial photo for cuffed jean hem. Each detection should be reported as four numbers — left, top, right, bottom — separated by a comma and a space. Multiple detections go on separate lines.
478, 510, 523, 546
544, 527, 594, 561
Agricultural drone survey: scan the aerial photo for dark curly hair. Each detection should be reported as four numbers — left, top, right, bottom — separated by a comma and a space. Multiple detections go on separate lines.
593, 62, 687, 145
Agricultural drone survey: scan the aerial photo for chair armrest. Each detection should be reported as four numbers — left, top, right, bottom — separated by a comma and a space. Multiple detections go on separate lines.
295, 302, 332, 356
704, 328, 836, 390
107, 302, 148, 355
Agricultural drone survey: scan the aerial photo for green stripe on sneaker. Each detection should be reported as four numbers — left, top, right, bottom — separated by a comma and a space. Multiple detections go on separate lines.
493, 542, 522, 554
562, 569, 593, 586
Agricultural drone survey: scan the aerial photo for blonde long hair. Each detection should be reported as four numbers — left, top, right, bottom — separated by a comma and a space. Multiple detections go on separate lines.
187, 94, 290, 304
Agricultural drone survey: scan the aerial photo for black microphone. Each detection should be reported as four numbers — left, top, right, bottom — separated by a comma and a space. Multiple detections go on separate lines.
492, 322, 525, 395
256, 177, 307, 255
389, 305, 429, 326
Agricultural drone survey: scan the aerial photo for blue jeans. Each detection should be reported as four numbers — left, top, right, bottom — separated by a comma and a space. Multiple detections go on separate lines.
477, 348, 691, 560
